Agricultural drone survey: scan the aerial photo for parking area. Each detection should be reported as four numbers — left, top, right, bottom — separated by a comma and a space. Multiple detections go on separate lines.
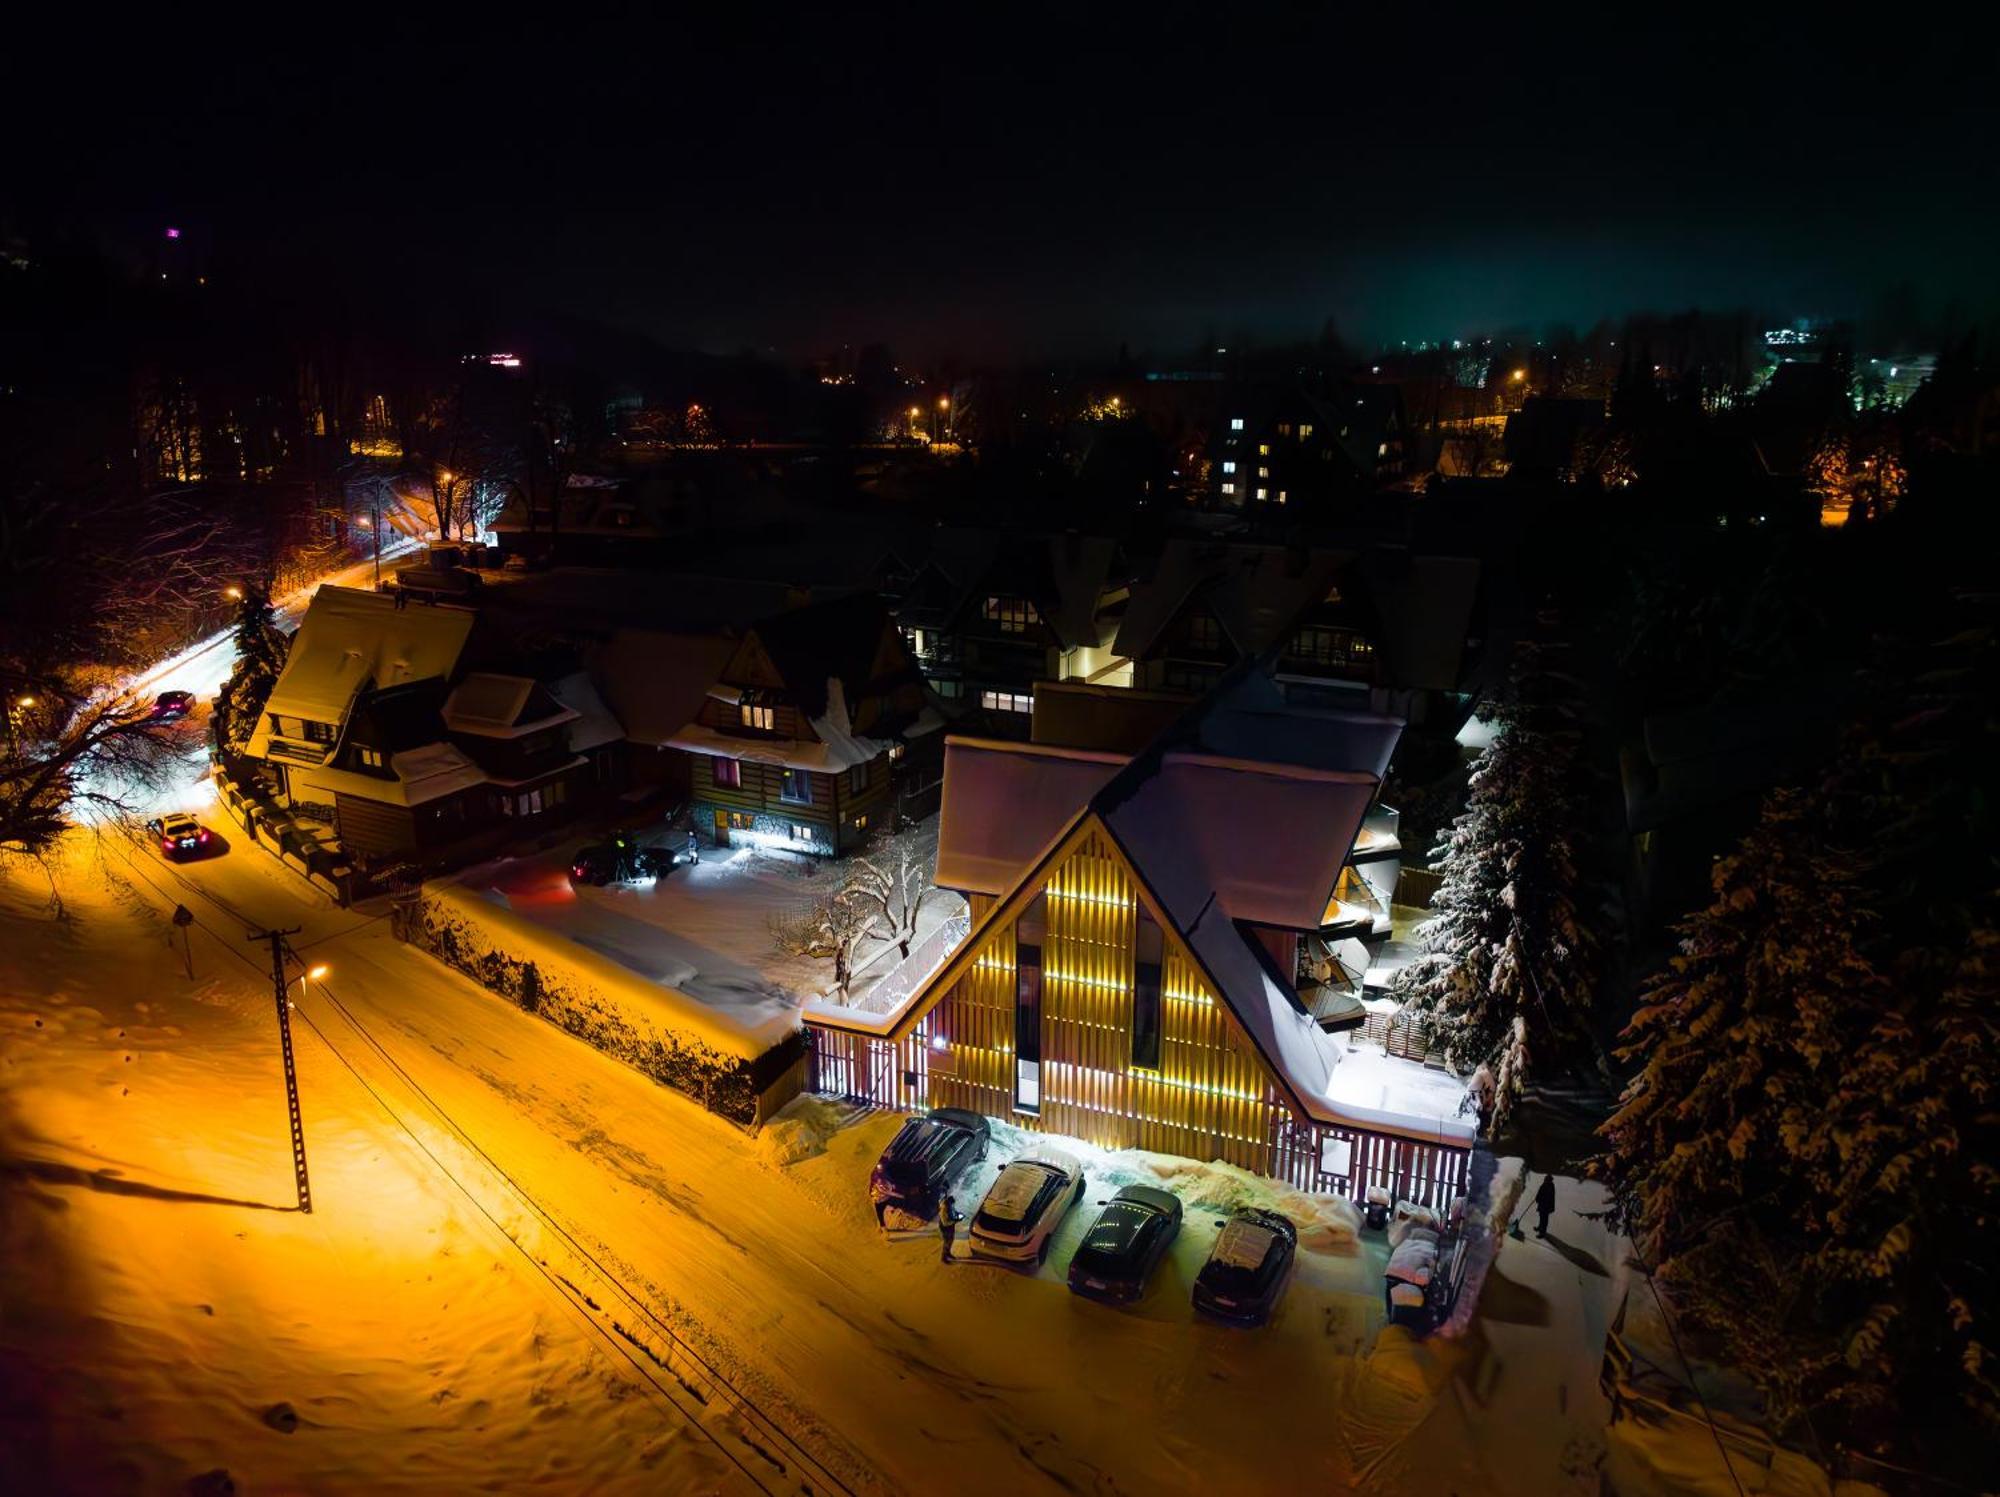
820, 1110, 1402, 1340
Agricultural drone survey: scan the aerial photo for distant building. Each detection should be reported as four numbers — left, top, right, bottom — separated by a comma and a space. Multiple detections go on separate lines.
1210, 384, 1406, 514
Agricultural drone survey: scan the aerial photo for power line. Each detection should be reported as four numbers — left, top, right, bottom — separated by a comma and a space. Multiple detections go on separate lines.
308, 976, 858, 1497
103, 837, 857, 1494
97, 847, 797, 1492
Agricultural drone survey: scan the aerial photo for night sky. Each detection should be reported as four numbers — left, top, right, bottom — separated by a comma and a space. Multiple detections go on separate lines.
12, 7, 1998, 359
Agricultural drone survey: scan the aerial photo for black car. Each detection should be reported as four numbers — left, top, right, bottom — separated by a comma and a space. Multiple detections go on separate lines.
1067, 1184, 1183, 1304
868, 1107, 990, 1229
570, 836, 673, 886
149, 690, 196, 722
1191, 1208, 1297, 1326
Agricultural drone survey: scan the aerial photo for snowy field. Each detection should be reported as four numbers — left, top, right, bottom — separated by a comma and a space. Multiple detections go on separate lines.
457, 840, 966, 1045
3, 807, 1641, 1495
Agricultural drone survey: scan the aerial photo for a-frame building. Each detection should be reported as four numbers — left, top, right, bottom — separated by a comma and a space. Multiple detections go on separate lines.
805, 673, 1474, 1206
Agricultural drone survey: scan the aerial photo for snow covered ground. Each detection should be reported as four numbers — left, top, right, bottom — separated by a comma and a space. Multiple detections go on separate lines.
2, 788, 1642, 1494
456, 840, 966, 1047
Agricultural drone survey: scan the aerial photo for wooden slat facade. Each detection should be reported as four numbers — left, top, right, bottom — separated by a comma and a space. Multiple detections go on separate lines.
806, 817, 1472, 1205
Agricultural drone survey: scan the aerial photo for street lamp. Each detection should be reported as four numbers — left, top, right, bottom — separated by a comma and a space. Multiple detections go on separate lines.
224, 585, 243, 601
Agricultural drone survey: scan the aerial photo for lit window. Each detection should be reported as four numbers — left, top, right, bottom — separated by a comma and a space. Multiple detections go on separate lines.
1277, 489, 1288, 504
779, 768, 811, 804
1230, 417, 1244, 431
791, 824, 814, 843
1221, 460, 1236, 474
1377, 442, 1388, 456
1298, 423, 1314, 439
1257, 465, 1269, 478
1257, 442, 1271, 455
740, 702, 774, 731
982, 596, 1037, 634
979, 689, 1034, 715
888, 741, 906, 761
1220, 481, 1236, 495
853, 814, 868, 832
729, 811, 754, 830
1277, 422, 1291, 437
712, 757, 741, 788
1255, 487, 1267, 500
356, 746, 383, 769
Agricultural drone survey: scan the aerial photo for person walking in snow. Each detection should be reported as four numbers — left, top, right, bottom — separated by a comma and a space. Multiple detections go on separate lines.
937, 1194, 963, 1263
1533, 1174, 1557, 1237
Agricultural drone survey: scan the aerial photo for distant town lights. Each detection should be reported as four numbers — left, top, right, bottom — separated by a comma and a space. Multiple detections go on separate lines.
165, 227, 181, 240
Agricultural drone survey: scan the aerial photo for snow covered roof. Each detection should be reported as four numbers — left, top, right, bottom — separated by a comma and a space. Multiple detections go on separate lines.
934, 738, 1128, 896
833, 665, 1463, 1145
260, 587, 475, 728
442, 673, 580, 739
547, 671, 624, 752
667, 719, 886, 774
591, 629, 739, 748
392, 744, 491, 805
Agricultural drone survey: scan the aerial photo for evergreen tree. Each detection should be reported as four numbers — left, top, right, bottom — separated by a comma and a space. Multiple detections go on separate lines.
1600, 608, 2000, 1464
215, 586, 290, 758
1391, 646, 1600, 1115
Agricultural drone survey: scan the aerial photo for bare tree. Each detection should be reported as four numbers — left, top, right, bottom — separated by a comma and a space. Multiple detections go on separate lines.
2, 688, 192, 859
769, 888, 876, 996
838, 821, 950, 960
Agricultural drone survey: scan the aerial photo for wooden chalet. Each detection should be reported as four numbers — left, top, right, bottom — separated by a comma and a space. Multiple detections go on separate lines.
804, 672, 1474, 1206
670, 593, 936, 856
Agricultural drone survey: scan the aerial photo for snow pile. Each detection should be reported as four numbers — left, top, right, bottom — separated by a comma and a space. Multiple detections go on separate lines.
755, 1094, 847, 1167
1115, 1151, 1364, 1251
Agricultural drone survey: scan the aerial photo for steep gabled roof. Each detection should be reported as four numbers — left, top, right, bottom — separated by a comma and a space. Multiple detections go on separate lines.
591, 628, 739, 748
810, 667, 1474, 1144
740, 592, 910, 718
1112, 542, 1348, 662
251, 588, 475, 756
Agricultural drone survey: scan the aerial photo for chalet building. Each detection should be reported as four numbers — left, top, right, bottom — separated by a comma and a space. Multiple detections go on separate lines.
672, 594, 937, 856
803, 673, 1474, 1206
890, 531, 1127, 739
245, 587, 626, 863
1113, 542, 1349, 699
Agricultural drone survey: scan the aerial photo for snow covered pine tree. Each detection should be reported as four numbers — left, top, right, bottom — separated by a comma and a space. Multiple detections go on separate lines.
215, 585, 291, 759
1390, 646, 1601, 1120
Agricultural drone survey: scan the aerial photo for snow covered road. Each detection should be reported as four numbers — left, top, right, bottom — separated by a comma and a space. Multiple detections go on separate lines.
28, 814, 1639, 1497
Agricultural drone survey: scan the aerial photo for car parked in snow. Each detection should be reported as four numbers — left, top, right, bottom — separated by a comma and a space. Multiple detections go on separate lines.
968, 1145, 1086, 1266
146, 812, 217, 861
868, 1107, 990, 1230
1067, 1184, 1182, 1304
1191, 1208, 1297, 1325
149, 690, 197, 722
569, 836, 676, 886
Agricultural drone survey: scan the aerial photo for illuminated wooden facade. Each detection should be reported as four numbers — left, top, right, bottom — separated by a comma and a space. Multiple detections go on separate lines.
805, 814, 1470, 1205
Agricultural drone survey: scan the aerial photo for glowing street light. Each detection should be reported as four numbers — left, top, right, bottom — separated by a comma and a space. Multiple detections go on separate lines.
1511, 368, 1527, 383
307, 964, 330, 981
224, 585, 243, 601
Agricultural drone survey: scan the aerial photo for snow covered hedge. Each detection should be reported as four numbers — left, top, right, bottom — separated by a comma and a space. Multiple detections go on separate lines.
393, 888, 806, 1126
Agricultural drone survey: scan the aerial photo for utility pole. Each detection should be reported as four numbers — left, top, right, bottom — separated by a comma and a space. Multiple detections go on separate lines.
252, 927, 312, 1213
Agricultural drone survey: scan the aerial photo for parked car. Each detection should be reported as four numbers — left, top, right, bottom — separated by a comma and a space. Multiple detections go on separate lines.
146, 812, 216, 861
1191, 1208, 1297, 1326
149, 690, 197, 722
570, 836, 674, 886
868, 1107, 990, 1229
1067, 1184, 1182, 1304
969, 1145, 1086, 1266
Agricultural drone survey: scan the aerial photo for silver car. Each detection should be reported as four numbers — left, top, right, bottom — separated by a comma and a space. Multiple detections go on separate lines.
968, 1146, 1085, 1267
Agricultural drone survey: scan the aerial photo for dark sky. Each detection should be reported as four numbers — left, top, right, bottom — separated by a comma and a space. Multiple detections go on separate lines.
11, 6, 1998, 360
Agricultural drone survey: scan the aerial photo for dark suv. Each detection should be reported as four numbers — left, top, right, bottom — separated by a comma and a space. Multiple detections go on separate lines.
868, 1108, 990, 1229
1191, 1207, 1298, 1326
1068, 1184, 1183, 1304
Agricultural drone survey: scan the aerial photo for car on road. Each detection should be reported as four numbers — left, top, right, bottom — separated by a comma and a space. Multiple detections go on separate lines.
1067, 1184, 1183, 1304
868, 1107, 990, 1230
149, 690, 197, 722
146, 812, 216, 861
569, 836, 675, 886
968, 1145, 1086, 1266
1191, 1207, 1297, 1326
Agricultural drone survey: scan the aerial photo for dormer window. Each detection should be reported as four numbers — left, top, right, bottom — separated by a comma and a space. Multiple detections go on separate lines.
356, 745, 384, 769
740, 702, 774, 732
983, 596, 1036, 634
303, 720, 337, 744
